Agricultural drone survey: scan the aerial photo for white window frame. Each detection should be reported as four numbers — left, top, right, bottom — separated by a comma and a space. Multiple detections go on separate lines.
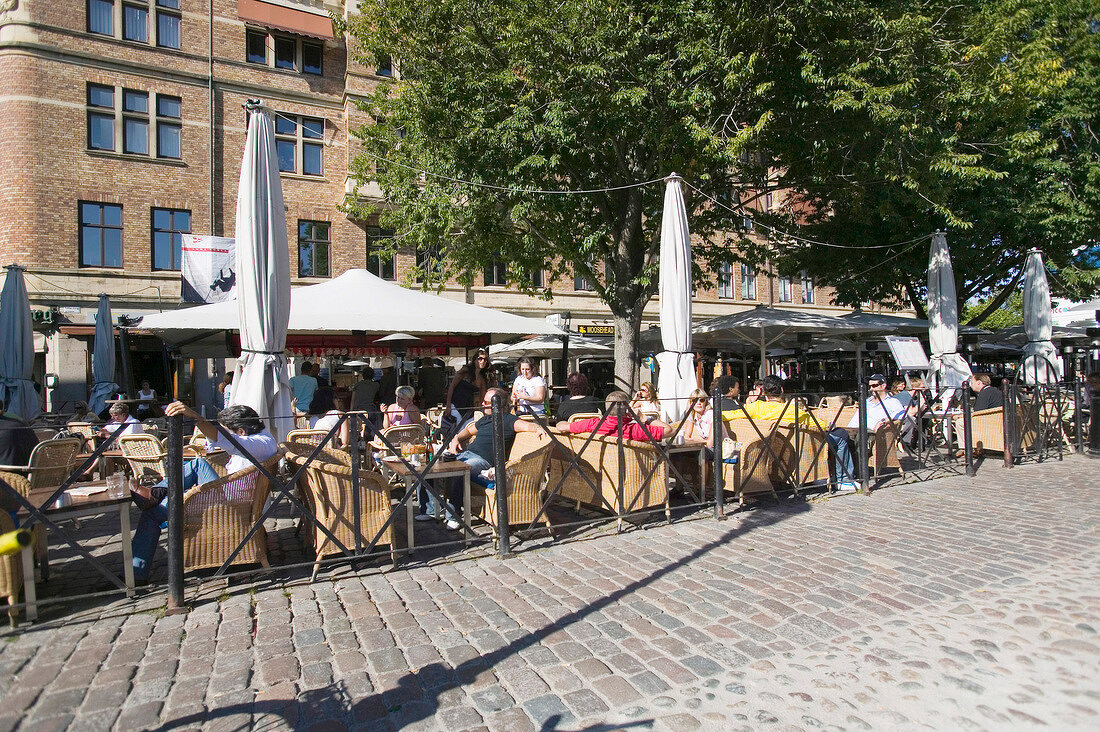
717, 262, 733, 299
87, 0, 181, 49
741, 264, 756, 300
801, 269, 814, 304
778, 275, 792, 303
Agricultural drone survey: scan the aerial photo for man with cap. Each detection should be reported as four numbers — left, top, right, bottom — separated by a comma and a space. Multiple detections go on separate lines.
826, 373, 906, 493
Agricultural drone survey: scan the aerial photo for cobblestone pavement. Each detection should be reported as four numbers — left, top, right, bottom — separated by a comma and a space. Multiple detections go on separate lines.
0, 456, 1096, 731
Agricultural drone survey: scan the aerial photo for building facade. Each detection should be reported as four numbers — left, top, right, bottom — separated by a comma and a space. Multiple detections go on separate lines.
0, 0, 867, 412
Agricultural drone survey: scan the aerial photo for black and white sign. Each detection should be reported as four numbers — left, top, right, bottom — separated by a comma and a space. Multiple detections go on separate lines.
181, 235, 236, 303
885, 336, 930, 371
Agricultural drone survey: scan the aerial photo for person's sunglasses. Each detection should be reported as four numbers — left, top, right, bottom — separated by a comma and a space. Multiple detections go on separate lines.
869, 381, 883, 387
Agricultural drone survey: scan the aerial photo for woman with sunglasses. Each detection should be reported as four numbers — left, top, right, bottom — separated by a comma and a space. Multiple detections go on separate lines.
682, 388, 727, 449
444, 349, 493, 428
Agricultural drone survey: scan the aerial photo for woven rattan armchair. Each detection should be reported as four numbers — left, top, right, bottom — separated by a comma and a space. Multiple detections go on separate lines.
284, 448, 396, 578
478, 442, 554, 543
65, 422, 97, 451
566, 412, 602, 424
26, 439, 81, 494
181, 456, 278, 573
186, 431, 208, 451
286, 429, 332, 447
120, 434, 167, 483
0, 508, 23, 625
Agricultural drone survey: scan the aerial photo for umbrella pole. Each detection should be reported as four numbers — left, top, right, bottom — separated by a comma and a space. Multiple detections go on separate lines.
759, 336, 766, 380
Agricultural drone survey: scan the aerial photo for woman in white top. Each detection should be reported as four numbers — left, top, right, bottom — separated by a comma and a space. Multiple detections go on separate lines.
510, 357, 546, 415
629, 382, 661, 423
311, 393, 351, 447
683, 388, 726, 448
136, 380, 157, 419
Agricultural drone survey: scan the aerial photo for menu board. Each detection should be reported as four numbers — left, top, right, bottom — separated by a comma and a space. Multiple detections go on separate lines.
885, 336, 930, 371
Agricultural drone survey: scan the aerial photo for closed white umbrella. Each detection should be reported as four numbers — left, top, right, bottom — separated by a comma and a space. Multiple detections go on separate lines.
1021, 249, 1061, 384
230, 103, 293, 440
0, 265, 41, 420
926, 232, 973, 392
88, 294, 119, 417
655, 174, 698, 424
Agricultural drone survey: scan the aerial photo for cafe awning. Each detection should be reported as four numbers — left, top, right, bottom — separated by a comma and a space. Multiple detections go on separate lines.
237, 0, 334, 40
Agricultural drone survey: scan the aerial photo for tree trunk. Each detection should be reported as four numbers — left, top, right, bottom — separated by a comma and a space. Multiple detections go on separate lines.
612, 310, 644, 393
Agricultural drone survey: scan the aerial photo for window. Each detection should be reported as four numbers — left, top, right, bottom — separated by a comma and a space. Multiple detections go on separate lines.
87, 1, 181, 49
801, 270, 814, 303
741, 264, 756, 300
80, 202, 123, 268
717, 262, 733, 299
529, 269, 543, 288
245, 29, 323, 75
275, 114, 324, 176
376, 54, 393, 77
778, 275, 792, 303
574, 260, 596, 291
151, 207, 190, 270
366, 226, 395, 280
484, 258, 506, 286
87, 83, 181, 159
415, 245, 444, 283
298, 221, 330, 278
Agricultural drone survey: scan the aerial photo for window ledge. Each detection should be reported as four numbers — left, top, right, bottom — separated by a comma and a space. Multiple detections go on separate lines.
280, 172, 327, 182
78, 266, 125, 272
86, 150, 187, 166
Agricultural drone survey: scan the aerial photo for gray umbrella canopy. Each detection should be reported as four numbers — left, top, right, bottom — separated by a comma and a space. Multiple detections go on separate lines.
926, 232, 973, 390
692, 305, 868, 377
655, 175, 698, 423
89, 294, 119, 416
489, 333, 611, 360
0, 265, 41, 419
1020, 249, 1061, 384
229, 104, 294, 440
991, 323, 1088, 345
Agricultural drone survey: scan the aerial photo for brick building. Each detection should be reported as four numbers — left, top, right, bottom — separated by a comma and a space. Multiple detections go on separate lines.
0, 0, 868, 413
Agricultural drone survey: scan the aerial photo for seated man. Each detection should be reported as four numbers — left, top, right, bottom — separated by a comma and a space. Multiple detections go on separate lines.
98, 402, 143, 440
558, 391, 671, 441
130, 401, 277, 584
826, 374, 906, 493
970, 373, 1004, 411
721, 376, 812, 424
441, 388, 541, 530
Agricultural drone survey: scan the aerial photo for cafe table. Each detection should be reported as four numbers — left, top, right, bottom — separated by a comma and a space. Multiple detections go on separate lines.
664, 438, 710, 501
381, 457, 473, 550
20, 481, 135, 622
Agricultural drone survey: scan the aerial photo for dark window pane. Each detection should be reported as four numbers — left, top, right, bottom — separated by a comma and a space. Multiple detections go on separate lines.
124, 118, 149, 154
152, 231, 171, 269
88, 113, 115, 150
301, 118, 323, 139
157, 123, 181, 158
104, 228, 123, 267
313, 222, 329, 239
81, 203, 101, 225
88, 0, 113, 35
123, 90, 148, 113
156, 12, 180, 49
274, 36, 296, 70
298, 243, 313, 276
81, 229, 102, 267
302, 42, 322, 75
315, 243, 329, 277
275, 116, 296, 135
246, 30, 266, 64
157, 0, 180, 8
103, 204, 122, 227
157, 95, 181, 118
529, 269, 543, 287
276, 140, 296, 172
152, 208, 170, 229
302, 143, 322, 176
88, 84, 114, 108
123, 4, 148, 42
376, 54, 392, 77
174, 210, 189, 231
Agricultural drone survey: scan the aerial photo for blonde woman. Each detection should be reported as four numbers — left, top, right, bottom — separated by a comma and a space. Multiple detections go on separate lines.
630, 382, 661, 423
383, 386, 422, 429
683, 388, 727, 449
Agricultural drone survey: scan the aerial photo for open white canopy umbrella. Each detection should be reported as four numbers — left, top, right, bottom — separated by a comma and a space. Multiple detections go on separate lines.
230, 103, 293, 440
1020, 249, 1061, 384
489, 333, 612, 360
655, 175, 698, 424
0, 265, 41, 420
88, 294, 119, 416
926, 232, 973, 391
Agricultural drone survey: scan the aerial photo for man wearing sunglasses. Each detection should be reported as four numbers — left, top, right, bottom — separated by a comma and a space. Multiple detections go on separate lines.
826, 373, 906, 493
440, 388, 541, 530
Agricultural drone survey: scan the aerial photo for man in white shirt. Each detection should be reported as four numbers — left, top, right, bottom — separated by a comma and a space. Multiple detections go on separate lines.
130, 401, 277, 583
827, 374, 906, 493
98, 402, 143, 439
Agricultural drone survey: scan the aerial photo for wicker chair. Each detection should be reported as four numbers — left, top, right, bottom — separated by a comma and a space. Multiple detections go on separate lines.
286, 429, 332, 448
32, 428, 58, 443
65, 422, 98, 451
376, 424, 426, 455
478, 442, 554, 543
120, 434, 167, 483
284, 448, 396, 578
187, 431, 208, 451
181, 456, 278, 573
26, 439, 82, 494
566, 412, 602, 424
0, 508, 23, 625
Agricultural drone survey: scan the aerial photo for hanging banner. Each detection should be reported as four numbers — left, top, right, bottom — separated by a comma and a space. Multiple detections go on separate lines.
181, 235, 236, 303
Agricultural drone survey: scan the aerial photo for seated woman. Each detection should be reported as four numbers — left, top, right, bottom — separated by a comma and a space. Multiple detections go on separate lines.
310, 392, 351, 448
682, 388, 728, 452
554, 372, 601, 422
629, 382, 661, 423
383, 386, 422, 429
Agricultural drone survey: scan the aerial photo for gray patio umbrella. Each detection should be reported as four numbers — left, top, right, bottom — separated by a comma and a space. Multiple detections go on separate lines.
88, 294, 119, 417
0, 265, 41, 420
229, 102, 293, 440
655, 174, 698, 423
489, 333, 612, 360
692, 304, 867, 378
1020, 249, 1061, 384
926, 232, 973, 391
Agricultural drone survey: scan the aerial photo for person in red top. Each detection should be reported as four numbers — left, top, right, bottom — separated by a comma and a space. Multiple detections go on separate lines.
558, 391, 672, 441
